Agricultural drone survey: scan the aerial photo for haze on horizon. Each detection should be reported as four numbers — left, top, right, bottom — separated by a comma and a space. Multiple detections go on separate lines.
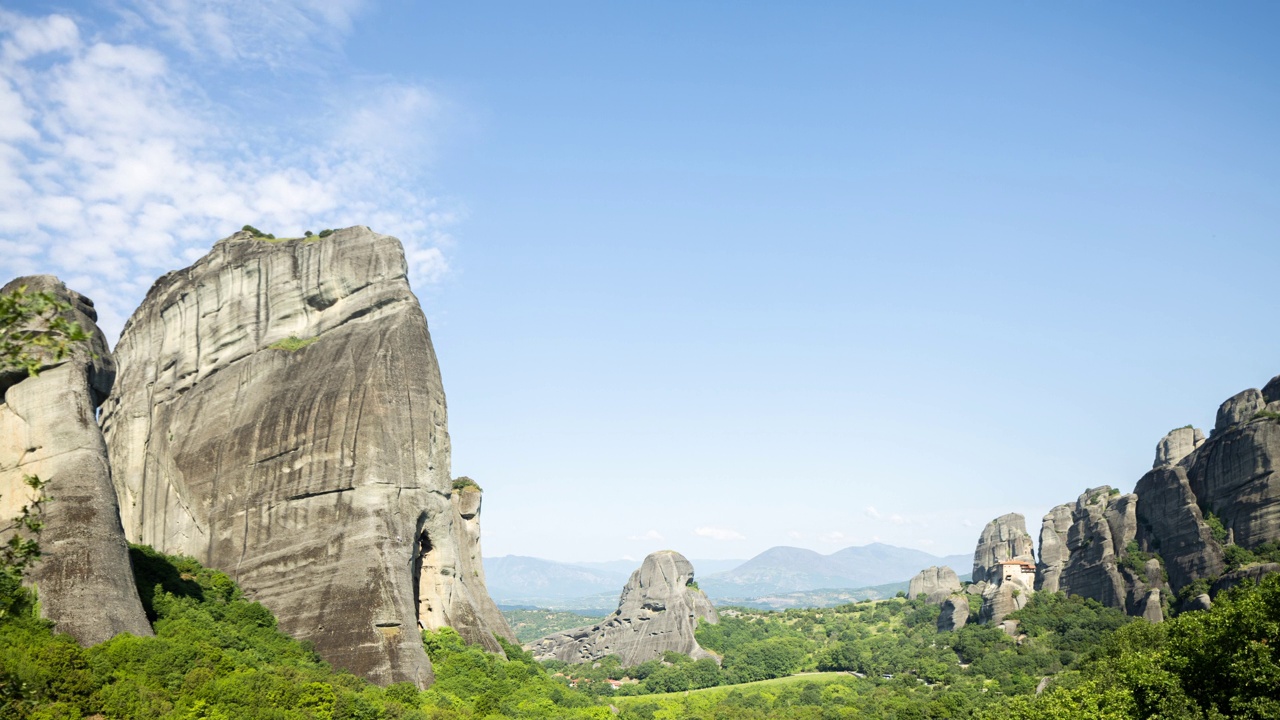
3, 2, 1278, 563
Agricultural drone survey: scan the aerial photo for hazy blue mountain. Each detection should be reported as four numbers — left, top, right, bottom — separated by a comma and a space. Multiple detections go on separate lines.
483, 556, 628, 604
699, 543, 970, 598
571, 558, 747, 577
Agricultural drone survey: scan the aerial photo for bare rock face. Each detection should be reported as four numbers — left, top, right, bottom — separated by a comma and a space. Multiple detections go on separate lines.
907, 566, 961, 604
101, 228, 511, 687
441, 480, 515, 651
979, 577, 1029, 625
0, 276, 152, 645
1214, 389, 1266, 434
528, 551, 719, 666
1035, 487, 1139, 611
1186, 413, 1280, 551
1154, 426, 1205, 468
971, 513, 1035, 585
1134, 466, 1224, 593
1036, 504, 1073, 593
936, 594, 968, 632
1211, 563, 1280, 596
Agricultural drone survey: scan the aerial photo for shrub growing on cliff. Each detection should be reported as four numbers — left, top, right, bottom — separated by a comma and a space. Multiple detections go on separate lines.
452, 476, 482, 493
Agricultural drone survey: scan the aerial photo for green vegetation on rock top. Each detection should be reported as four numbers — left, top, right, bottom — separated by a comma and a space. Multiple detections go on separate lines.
452, 476, 482, 493
269, 335, 319, 352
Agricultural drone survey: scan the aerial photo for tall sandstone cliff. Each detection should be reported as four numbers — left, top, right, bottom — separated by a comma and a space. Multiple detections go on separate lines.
0, 276, 152, 645
971, 513, 1035, 585
529, 551, 719, 666
101, 228, 511, 687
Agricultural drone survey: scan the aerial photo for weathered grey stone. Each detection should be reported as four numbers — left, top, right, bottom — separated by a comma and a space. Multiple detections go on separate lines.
1040, 487, 1137, 611
1036, 505, 1073, 593
1215, 388, 1265, 433
1134, 466, 1224, 593
445, 482, 515, 651
0, 276, 152, 645
1138, 589, 1163, 623
979, 579, 1029, 626
1184, 593, 1212, 612
936, 594, 968, 632
101, 228, 511, 687
908, 566, 961, 605
1186, 414, 1280, 551
1211, 563, 1280, 596
1154, 427, 1205, 468
971, 513, 1035, 585
1262, 375, 1280, 405
529, 551, 719, 666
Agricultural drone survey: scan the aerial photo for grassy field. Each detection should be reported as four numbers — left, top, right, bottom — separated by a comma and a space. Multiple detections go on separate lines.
612, 671, 858, 703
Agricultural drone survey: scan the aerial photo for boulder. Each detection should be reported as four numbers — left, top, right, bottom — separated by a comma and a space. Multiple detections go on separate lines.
971, 513, 1035, 585
907, 566, 961, 604
1184, 593, 1212, 612
1211, 562, 1280, 596
0, 276, 152, 645
979, 580, 1028, 626
101, 228, 511, 687
1214, 388, 1265, 433
1134, 466, 1224, 593
936, 594, 968, 632
1154, 426, 1205, 468
1138, 589, 1164, 623
528, 551, 719, 665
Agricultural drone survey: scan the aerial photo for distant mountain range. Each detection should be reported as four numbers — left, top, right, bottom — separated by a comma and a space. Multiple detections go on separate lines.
699, 543, 970, 598
484, 543, 969, 610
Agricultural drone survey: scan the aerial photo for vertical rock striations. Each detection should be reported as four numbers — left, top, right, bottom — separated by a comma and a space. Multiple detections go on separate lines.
529, 551, 719, 666
1035, 487, 1140, 611
971, 513, 1035, 585
435, 478, 515, 652
0, 276, 152, 645
1186, 391, 1280, 550
101, 228, 511, 687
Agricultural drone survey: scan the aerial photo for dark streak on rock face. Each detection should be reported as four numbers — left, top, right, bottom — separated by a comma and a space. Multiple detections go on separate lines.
101, 228, 512, 687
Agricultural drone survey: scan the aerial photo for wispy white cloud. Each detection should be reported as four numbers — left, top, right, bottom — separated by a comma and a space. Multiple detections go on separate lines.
694, 526, 745, 541
820, 531, 849, 544
126, 0, 368, 67
0, 8, 456, 338
864, 506, 881, 520
627, 530, 664, 541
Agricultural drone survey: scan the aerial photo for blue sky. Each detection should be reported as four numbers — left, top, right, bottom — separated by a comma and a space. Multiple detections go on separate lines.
3, 2, 1279, 563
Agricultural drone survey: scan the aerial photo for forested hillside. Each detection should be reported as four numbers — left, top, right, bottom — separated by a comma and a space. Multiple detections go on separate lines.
2, 546, 1278, 718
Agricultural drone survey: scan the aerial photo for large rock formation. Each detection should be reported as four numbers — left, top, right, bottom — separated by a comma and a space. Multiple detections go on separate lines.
529, 551, 719, 666
908, 565, 961, 604
971, 513, 1035, 585
1187, 398, 1280, 550
936, 594, 968, 632
1154, 426, 1204, 468
0, 276, 152, 645
1035, 487, 1141, 611
101, 228, 511, 687
1134, 462, 1223, 593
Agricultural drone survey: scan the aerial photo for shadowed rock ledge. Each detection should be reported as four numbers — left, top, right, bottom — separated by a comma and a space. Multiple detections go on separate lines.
101, 227, 512, 687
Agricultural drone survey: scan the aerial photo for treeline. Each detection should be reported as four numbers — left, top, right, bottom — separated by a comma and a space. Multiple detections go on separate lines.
1, 545, 1277, 719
